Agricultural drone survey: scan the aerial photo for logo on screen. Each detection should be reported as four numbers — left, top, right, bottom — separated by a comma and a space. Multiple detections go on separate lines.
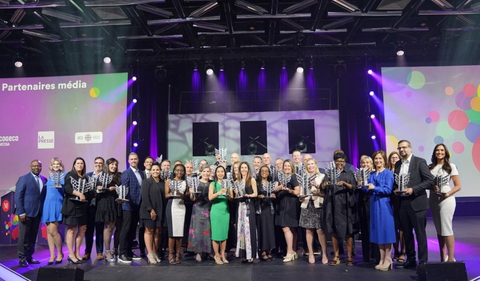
38, 131, 54, 149
75, 132, 103, 144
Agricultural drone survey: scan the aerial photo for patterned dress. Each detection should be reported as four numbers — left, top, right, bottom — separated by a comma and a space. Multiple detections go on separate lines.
236, 181, 257, 260
188, 181, 212, 253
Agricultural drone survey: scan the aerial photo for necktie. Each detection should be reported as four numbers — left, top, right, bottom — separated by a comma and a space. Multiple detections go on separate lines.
35, 175, 42, 192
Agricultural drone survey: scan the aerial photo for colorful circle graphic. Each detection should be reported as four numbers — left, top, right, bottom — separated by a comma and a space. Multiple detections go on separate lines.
436, 121, 454, 139
89, 87, 100, 98
452, 142, 464, 154
472, 137, 480, 173
466, 109, 480, 124
434, 136, 444, 144
448, 110, 469, 131
463, 84, 477, 97
471, 97, 480, 112
445, 86, 454, 95
428, 111, 440, 122
407, 71, 426, 90
465, 122, 480, 143
455, 92, 473, 110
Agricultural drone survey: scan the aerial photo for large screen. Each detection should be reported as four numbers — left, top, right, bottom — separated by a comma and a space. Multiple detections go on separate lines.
0, 73, 128, 193
382, 65, 480, 197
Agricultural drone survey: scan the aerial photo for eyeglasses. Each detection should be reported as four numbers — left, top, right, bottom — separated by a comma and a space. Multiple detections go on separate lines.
397, 146, 409, 150
335, 160, 345, 163
94, 162, 104, 165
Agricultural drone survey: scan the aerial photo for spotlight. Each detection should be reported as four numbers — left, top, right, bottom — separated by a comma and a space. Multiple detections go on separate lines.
371, 135, 376, 140
241, 60, 245, 70
133, 142, 138, 147
260, 59, 265, 70
219, 59, 224, 72
132, 121, 138, 126
310, 57, 314, 69
369, 91, 374, 96
205, 60, 214, 75
296, 58, 305, 73
396, 48, 404, 56
370, 114, 375, 119
133, 98, 138, 103
206, 68, 213, 75
103, 56, 111, 64
296, 66, 304, 73
367, 69, 373, 75
132, 76, 137, 81
14, 54, 23, 68
193, 61, 198, 71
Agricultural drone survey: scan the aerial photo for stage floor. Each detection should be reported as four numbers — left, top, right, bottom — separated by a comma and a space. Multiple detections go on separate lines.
1, 217, 479, 281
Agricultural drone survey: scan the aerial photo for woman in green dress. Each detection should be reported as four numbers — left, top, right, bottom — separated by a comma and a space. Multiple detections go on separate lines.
209, 165, 233, 265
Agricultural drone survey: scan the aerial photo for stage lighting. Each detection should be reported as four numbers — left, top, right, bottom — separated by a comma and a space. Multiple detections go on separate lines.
241, 60, 245, 70
193, 61, 198, 71
132, 121, 138, 126
296, 66, 304, 73
367, 69, 373, 75
296, 58, 305, 73
282, 60, 287, 70
219, 60, 224, 72
14, 57, 23, 68
371, 135, 376, 140
133, 98, 138, 103
370, 114, 375, 119
206, 68, 213, 75
132, 76, 137, 81
260, 60, 265, 70
369, 91, 374, 96
103, 56, 111, 64
133, 142, 138, 147
396, 46, 404, 56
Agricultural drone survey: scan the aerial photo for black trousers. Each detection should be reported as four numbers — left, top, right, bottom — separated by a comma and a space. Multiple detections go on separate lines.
399, 199, 428, 263
84, 205, 103, 255
17, 215, 41, 261
120, 209, 139, 256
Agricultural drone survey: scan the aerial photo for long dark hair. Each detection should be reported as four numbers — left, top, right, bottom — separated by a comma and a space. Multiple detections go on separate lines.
214, 165, 226, 182
256, 165, 272, 183
429, 143, 452, 174
239, 161, 253, 187
104, 157, 121, 184
71, 157, 86, 177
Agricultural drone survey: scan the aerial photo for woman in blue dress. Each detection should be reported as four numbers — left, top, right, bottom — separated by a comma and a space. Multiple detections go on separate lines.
41, 157, 66, 265
366, 150, 396, 271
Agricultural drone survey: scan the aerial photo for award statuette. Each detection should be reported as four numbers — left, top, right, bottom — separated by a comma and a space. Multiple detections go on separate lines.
277, 172, 292, 188
96, 172, 113, 193
115, 185, 129, 203
434, 174, 449, 195
215, 148, 228, 161
325, 162, 341, 185
395, 173, 410, 195
169, 180, 183, 198
160, 169, 171, 181
187, 175, 201, 194
263, 181, 276, 199
69, 176, 94, 201
233, 179, 245, 199
220, 179, 231, 196
355, 167, 371, 188
50, 171, 65, 188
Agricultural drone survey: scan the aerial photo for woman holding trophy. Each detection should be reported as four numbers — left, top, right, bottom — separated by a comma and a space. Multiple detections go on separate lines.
429, 144, 461, 262
274, 159, 300, 263
165, 164, 189, 264
298, 158, 328, 264
41, 157, 66, 265
95, 158, 121, 263
62, 157, 92, 264
235, 162, 258, 263
256, 165, 276, 261
187, 164, 212, 263
208, 166, 233, 265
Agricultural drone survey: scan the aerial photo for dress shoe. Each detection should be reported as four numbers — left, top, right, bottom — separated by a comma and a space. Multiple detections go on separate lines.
131, 253, 142, 260
19, 260, 29, 267
399, 260, 417, 269
118, 254, 132, 264
82, 253, 91, 260
27, 258, 40, 264
97, 253, 104, 260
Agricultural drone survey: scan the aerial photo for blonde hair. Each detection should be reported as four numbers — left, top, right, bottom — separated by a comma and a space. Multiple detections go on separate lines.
49, 157, 64, 172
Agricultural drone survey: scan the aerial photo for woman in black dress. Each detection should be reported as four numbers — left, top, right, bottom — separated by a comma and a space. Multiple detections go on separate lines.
235, 162, 258, 262
274, 159, 300, 262
95, 158, 121, 263
256, 165, 276, 261
140, 162, 164, 264
62, 157, 90, 264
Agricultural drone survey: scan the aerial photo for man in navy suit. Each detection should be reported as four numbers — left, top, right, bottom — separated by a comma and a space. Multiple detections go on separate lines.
15, 160, 47, 267
394, 140, 434, 269
118, 152, 144, 263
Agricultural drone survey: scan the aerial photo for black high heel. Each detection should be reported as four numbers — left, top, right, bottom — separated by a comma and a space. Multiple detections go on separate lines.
67, 257, 82, 264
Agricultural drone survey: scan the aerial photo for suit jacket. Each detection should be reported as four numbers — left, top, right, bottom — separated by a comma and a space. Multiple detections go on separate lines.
121, 167, 144, 211
394, 155, 434, 211
14, 172, 47, 217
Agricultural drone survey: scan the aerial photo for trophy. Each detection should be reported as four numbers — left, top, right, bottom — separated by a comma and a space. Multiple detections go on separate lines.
215, 148, 228, 161
220, 179, 231, 196
69, 176, 94, 201
434, 174, 449, 194
156, 155, 163, 164
169, 180, 183, 198
277, 172, 291, 188
233, 179, 245, 199
96, 172, 113, 193
187, 175, 201, 194
50, 171, 65, 188
160, 169, 171, 181
395, 173, 410, 195
325, 161, 341, 185
190, 159, 199, 171
115, 184, 129, 202
263, 181, 276, 199
355, 167, 371, 188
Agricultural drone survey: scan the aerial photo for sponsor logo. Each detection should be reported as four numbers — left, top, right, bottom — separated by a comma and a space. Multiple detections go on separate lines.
38, 131, 54, 149
2, 200, 10, 212
0, 135, 19, 147
75, 132, 103, 144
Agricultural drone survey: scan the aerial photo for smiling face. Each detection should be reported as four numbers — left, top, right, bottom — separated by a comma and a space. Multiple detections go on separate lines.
240, 163, 250, 178
292, 151, 302, 165
283, 161, 293, 174
262, 153, 271, 165
185, 162, 193, 176
252, 157, 262, 171
216, 167, 225, 180
128, 154, 139, 169
52, 160, 61, 172
30, 160, 42, 175
144, 158, 153, 171
173, 165, 185, 179
94, 158, 104, 173
373, 153, 385, 169
306, 159, 317, 173
151, 164, 161, 179
389, 153, 400, 166
74, 159, 85, 173
201, 166, 211, 180
435, 144, 447, 161
108, 161, 118, 173
260, 166, 270, 179
398, 141, 412, 159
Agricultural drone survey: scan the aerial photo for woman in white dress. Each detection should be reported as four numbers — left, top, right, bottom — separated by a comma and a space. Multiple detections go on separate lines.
428, 144, 461, 262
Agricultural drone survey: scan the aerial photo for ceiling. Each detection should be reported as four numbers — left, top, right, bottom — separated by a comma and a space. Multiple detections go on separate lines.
0, 0, 479, 69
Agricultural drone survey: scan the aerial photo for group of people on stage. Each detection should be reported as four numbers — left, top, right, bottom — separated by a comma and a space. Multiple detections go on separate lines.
14, 139, 461, 271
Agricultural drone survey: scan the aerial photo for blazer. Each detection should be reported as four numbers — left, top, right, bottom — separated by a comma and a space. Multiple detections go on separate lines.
14, 172, 47, 217
394, 155, 434, 211
121, 167, 144, 211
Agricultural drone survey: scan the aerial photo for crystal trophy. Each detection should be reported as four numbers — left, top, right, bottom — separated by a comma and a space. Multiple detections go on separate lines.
434, 174, 449, 195
233, 179, 245, 199
355, 167, 371, 188
263, 181, 276, 199
50, 171, 65, 188
190, 159, 199, 171
277, 172, 291, 188
220, 179, 231, 196
96, 172, 113, 193
169, 180, 183, 198
115, 184, 129, 202
325, 161, 341, 185
160, 168, 171, 181
395, 173, 410, 195
156, 155, 163, 164
187, 175, 201, 194
69, 176, 94, 201
215, 148, 228, 161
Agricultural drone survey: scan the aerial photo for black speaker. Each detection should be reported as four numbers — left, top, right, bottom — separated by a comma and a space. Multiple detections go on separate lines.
422, 262, 468, 281
37, 267, 84, 281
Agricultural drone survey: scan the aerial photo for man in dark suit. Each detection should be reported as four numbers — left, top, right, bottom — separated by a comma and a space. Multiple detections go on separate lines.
118, 152, 144, 264
15, 160, 47, 267
394, 140, 434, 269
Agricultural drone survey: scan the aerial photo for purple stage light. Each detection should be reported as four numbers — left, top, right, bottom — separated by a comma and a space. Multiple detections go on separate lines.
133, 98, 137, 103
133, 142, 138, 147
132, 121, 137, 126
132, 76, 137, 81
369, 91, 374, 96
371, 135, 376, 140
370, 114, 375, 119
367, 69, 373, 75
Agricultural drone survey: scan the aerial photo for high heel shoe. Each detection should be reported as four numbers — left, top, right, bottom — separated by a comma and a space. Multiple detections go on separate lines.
379, 259, 392, 271
153, 253, 161, 263
221, 254, 229, 264
283, 254, 294, 263
147, 253, 157, 265
293, 252, 298, 260
347, 256, 354, 267
321, 254, 328, 265
55, 254, 64, 265
329, 256, 340, 266
67, 256, 82, 264
175, 252, 181, 264
104, 251, 116, 263
308, 253, 315, 264
214, 255, 224, 265
47, 257, 56, 266
375, 262, 384, 270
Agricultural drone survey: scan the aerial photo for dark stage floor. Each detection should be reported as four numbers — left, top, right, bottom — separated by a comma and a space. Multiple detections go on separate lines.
1, 217, 479, 281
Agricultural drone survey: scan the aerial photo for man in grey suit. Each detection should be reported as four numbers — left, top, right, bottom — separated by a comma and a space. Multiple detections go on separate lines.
394, 140, 434, 269
15, 160, 47, 267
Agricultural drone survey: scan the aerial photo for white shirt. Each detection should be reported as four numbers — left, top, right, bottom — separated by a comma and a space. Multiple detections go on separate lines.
400, 154, 413, 176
